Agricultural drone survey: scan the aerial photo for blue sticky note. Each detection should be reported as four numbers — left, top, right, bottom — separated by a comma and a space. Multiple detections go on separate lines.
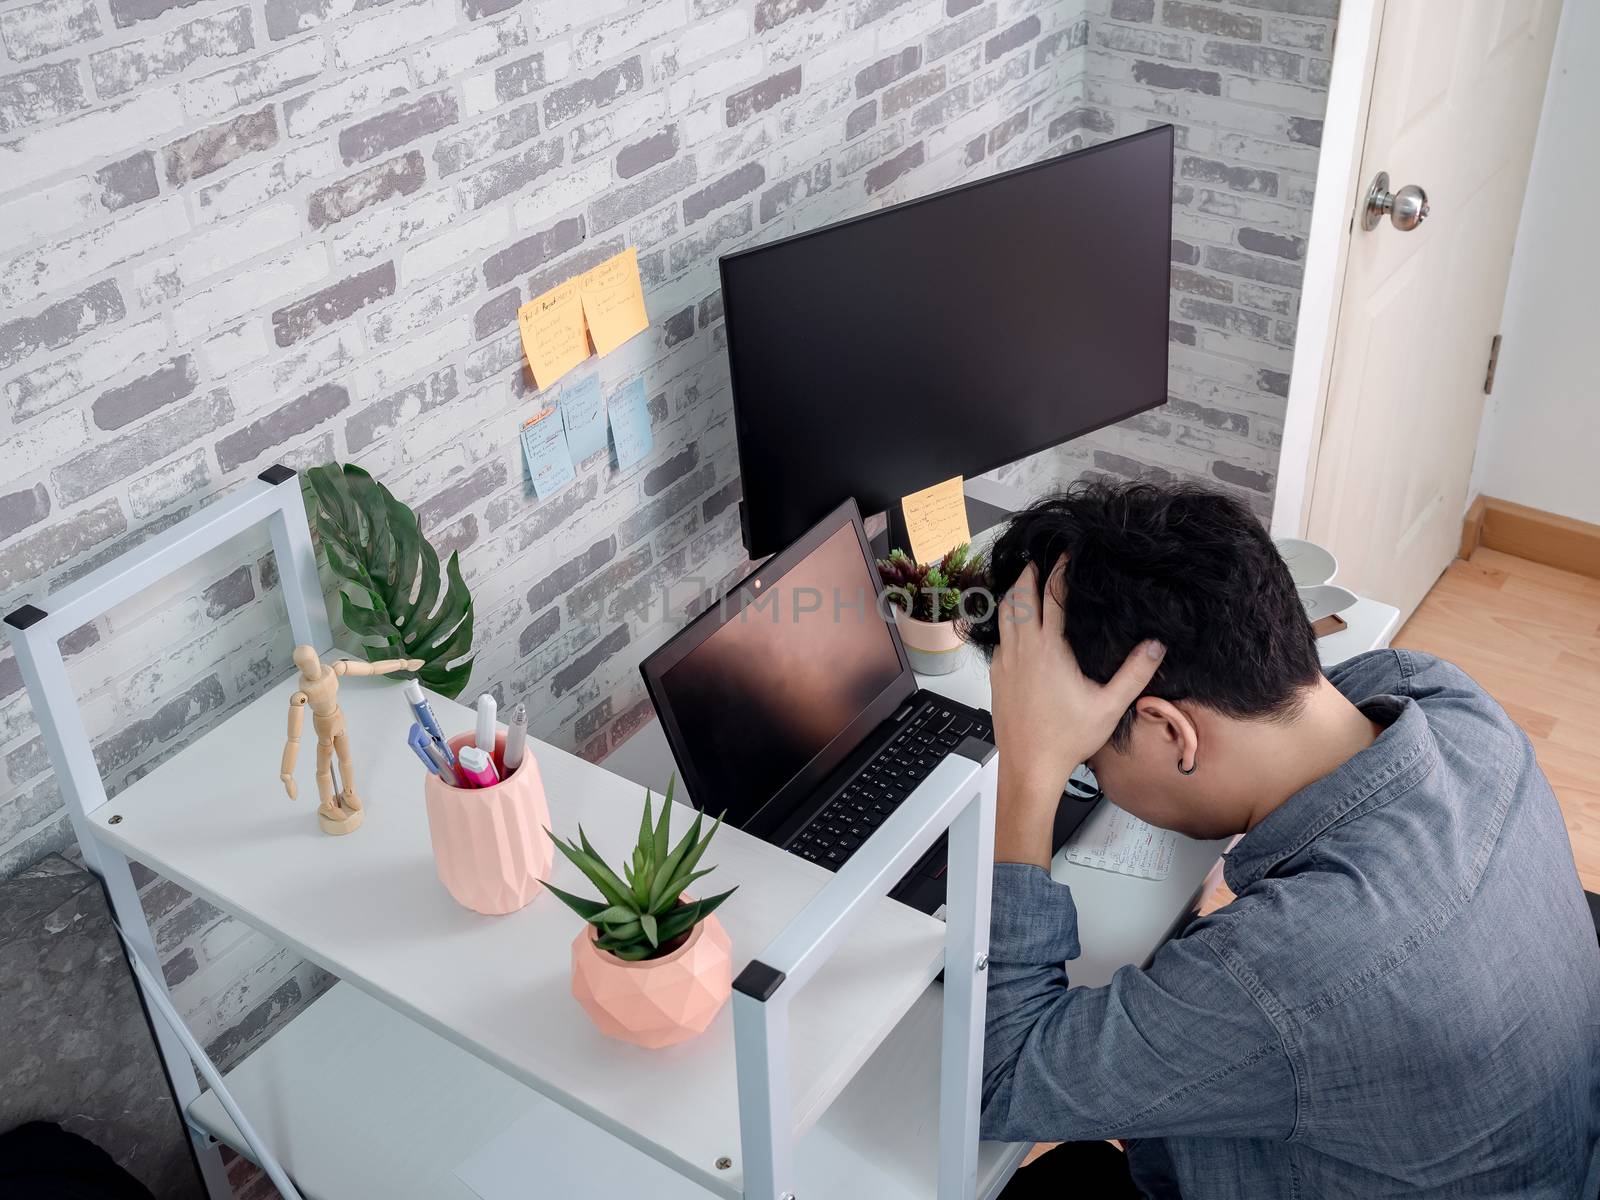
520, 410, 576, 499
608, 377, 653, 471
559, 373, 608, 463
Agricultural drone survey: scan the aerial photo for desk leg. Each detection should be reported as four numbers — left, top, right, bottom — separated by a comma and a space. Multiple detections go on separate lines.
100, 842, 236, 1200
732, 990, 794, 1199
938, 764, 996, 1200
11, 634, 235, 1200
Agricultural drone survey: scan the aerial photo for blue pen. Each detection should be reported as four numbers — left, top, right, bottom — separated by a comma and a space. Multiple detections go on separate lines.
408, 723, 440, 775
403, 679, 454, 764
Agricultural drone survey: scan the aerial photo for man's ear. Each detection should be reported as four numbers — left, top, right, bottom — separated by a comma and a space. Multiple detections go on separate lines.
1134, 696, 1200, 773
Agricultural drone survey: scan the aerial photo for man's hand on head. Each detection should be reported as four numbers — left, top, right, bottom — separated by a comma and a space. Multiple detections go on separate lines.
989, 558, 1165, 868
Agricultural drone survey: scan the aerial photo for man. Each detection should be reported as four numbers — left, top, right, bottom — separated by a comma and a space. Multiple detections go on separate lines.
966, 481, 1600, 1199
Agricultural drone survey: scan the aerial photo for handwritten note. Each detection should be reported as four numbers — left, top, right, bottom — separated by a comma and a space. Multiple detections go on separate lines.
558, 372, 608, 462
579, 248, 650, 356
517, 280, 590, 391
520, 408, 576, 499
608, 377, 653, 471
900, 475, 971, 564
1063, 802, 1177, 881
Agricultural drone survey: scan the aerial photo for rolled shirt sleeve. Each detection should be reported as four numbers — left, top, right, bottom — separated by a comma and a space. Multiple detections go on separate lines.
981, 864, 1299, 1146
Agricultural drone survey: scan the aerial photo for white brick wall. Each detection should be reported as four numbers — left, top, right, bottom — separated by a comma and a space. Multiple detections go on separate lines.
1053, 0, 1339, 514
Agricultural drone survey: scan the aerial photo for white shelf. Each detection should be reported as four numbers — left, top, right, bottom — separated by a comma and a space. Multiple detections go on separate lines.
190, 982, 1031, 1200
95, 671, 947, 1198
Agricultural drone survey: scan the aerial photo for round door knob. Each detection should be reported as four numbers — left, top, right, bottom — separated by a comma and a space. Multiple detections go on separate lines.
1363, 171, 1430, 232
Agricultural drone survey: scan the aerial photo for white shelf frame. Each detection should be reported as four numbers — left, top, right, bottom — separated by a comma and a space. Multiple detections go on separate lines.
6, 466, 1002, 1200
734, 741, 997, 1200
5, 464, 330, 1200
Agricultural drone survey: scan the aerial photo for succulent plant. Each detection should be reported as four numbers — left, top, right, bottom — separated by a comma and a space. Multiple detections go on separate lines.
877, 543, 989, 623
544, 777, 737, 962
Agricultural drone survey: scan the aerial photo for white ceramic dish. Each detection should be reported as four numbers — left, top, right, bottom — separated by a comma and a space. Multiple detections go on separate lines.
1298, 584, 1359, 623
1274, 538, 1339, 587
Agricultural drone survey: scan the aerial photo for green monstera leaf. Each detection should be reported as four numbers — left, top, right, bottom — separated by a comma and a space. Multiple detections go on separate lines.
303, 462, 474, 699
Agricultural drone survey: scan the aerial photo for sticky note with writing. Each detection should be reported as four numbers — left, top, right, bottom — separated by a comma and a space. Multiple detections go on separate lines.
558, 372, 607, 463
520, 408, 576, 499
518, 280, 590, 390
579, 247, 650, 356
608, 378, 653, 470
901, 475, 971, 564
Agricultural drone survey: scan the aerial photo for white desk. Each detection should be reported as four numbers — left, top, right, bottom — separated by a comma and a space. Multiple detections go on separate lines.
100, 676, 950, 1199
181, 597, 1398, 1200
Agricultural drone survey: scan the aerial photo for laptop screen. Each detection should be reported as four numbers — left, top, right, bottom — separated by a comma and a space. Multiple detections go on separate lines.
652, 516, 909, 831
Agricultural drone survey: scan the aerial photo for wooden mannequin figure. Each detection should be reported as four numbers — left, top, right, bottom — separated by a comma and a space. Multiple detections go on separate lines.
281, 645, 423, 836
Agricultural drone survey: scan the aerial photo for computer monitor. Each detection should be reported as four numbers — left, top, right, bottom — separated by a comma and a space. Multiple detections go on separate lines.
719, 125, 1174, 558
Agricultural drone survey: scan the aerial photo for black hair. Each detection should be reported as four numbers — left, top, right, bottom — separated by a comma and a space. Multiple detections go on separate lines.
964, 480, 1322, 747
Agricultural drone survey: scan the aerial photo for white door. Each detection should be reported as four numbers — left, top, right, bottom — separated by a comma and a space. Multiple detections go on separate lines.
1305, 0, 1562, 618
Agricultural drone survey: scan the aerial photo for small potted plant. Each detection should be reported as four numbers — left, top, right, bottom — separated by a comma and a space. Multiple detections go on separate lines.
545, 779, 736, 1050
877, 543, 989, 675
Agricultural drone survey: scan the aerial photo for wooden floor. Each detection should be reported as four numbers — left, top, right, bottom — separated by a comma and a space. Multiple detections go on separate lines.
1392, 547, 1600, 893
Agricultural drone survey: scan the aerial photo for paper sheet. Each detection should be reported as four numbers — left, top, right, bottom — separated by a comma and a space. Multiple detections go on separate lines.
558, 372, 608, 462
520, 407, 576, 499
1062, 801, 1177, 881
517, 280, 590, 390
579, 247, 650, 355
608, 377, 653, 470
900, 475, 971, 564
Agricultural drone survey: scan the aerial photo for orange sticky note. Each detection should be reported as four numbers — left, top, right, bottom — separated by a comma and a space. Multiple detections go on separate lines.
517, 280, 590, 390
578, 247, 650, 356
901, 475, 971, 565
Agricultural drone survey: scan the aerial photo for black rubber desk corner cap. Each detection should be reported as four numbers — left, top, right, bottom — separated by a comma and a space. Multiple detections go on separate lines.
954, 736, 997, 765
4, 603, 48, 630
258, 464, 297, 485
733, 959, 786, 1002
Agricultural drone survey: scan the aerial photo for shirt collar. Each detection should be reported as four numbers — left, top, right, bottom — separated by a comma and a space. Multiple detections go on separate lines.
1222, 692, 1438, 893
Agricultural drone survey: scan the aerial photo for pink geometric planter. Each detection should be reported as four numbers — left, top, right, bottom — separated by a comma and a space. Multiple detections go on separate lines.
424, 730, 553, 915
570, 910, 733, 1049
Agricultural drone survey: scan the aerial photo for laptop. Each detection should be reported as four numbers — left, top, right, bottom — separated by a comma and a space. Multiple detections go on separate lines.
640, 499, 1101, 916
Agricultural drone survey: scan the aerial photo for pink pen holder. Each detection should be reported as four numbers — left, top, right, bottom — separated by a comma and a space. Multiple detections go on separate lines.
423, 730, 553, 916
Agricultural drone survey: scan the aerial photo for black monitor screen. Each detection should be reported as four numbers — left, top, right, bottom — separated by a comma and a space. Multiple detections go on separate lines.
654, 521, 905, 829
720, 126, 1174, 556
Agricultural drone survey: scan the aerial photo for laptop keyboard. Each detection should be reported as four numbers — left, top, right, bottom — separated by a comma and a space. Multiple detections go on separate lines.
786, 703, 991, 868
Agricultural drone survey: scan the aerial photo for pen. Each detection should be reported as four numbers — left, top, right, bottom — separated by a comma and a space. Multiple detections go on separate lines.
403, 680, 453, 765
408, 723, 439, 775
475, 693, 497, 755
423, 740, 461, 787
503, 703, 527, 771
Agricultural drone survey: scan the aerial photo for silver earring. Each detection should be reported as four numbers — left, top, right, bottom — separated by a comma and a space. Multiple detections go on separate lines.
1177, 758, 1196, 776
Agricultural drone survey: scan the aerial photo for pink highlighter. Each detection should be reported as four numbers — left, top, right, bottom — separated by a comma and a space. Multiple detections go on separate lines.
455, 745, 500, 789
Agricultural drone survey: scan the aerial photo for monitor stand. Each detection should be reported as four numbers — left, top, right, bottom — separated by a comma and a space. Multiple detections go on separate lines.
870, 476, 1028, 562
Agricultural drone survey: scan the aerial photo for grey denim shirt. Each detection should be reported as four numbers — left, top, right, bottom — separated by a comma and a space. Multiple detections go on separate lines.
982, 650, 1600, 1198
